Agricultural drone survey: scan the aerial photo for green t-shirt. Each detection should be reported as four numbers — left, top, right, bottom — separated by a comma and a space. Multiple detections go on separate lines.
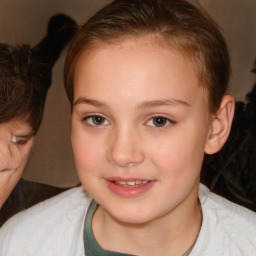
83, 200, 136, 256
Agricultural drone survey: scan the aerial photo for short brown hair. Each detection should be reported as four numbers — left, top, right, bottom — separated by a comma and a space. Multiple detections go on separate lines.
64, 0, 230, 113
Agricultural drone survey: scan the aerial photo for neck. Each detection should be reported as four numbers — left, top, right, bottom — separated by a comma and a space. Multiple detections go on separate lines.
92, 185, 202, 256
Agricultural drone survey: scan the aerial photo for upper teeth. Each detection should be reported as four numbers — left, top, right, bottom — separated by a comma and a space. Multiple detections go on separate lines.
127, 181, 136, 186
115, 180, 148, 186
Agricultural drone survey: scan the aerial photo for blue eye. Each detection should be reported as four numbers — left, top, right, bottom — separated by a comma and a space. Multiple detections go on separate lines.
84, 115, 109, 126
147, 116, 173, 128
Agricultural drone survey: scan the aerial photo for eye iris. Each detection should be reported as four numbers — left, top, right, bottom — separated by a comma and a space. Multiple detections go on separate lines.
92, 116, 105, 125
153, 117, 167, 127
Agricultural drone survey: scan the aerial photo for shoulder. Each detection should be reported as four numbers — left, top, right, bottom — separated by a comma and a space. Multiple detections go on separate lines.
199, 183, 256, 224
0, 186, 91, 256
192, 184, 256, 255
3, 186, 90, 223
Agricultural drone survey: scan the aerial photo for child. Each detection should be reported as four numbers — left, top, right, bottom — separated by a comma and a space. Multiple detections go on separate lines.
1, 0, 256, 255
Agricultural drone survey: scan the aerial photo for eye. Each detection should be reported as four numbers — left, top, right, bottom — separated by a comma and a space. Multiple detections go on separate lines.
12, 135, 29, 145
83, 115, 110, 126
146, 116, 174, 128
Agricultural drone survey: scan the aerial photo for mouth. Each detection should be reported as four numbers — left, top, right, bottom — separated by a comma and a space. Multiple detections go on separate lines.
106, 178, 155, 197
113, 180, 149, 187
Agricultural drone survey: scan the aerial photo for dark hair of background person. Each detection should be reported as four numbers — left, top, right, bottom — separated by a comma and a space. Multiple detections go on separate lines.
0, 14, 78, 134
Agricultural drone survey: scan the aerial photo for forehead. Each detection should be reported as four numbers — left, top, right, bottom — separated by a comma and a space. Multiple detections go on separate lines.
74, 37, 207, 105
76, 34, 201, 76
0, 119, 32, 135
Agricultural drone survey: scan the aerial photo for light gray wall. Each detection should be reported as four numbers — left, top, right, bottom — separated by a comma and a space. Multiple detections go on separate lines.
0, 0, 255, 187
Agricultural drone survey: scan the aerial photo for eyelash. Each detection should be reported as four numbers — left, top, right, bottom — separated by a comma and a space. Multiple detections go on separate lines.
82, 114, 176, 128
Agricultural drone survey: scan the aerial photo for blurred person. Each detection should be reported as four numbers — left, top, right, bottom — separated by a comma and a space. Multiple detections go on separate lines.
0, 14, 78, 214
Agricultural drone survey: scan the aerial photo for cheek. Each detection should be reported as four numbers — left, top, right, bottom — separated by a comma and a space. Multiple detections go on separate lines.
0, 158, 26, 208
19, 140, 34, 169
149, 126, 207, 177
71, 128, 104, 179
24, 139, 34, 158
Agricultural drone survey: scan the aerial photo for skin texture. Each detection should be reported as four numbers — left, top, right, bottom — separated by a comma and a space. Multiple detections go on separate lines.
0, 119, 34, 208
71, 36, 234, 255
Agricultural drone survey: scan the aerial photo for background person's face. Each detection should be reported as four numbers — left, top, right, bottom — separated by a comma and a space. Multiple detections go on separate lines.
0, 119, 34, 208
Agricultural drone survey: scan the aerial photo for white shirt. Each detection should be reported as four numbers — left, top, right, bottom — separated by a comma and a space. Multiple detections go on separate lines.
0, 184, 256, 256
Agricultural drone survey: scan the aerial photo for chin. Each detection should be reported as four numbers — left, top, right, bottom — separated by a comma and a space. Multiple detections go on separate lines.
102, 203, 160, 225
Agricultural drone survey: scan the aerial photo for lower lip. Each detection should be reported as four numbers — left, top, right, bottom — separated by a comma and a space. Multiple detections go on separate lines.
106, 180, 155, 198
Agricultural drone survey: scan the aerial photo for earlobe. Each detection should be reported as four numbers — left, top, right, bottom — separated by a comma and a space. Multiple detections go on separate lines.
205, 95, 235, 154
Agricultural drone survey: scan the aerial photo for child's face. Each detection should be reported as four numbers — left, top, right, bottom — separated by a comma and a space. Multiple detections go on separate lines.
71, 37, 212, 224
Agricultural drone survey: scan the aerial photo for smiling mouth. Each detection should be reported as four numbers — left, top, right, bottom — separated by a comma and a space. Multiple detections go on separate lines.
107, 178, 155, 197
114, 180, 149, 187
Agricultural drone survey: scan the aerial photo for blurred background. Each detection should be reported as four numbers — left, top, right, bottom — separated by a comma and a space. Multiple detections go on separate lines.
0, 0, 255, 187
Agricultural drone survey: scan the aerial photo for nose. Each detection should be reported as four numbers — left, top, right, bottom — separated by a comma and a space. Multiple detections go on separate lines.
0, 140, 20, 172
107, 127, 145, 168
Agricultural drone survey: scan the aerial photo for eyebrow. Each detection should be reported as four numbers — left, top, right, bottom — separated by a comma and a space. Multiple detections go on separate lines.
73, 97, 190, 109
136, 99, 190, 110
73, 97, 110, 108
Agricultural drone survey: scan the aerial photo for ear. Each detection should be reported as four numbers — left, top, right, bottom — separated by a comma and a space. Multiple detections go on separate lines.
205, 95, 235, 154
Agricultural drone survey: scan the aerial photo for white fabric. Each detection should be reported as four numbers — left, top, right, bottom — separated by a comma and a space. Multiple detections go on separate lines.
0, 187, 88, 256
191, 185, 256, 256
0, 184, 256, 256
